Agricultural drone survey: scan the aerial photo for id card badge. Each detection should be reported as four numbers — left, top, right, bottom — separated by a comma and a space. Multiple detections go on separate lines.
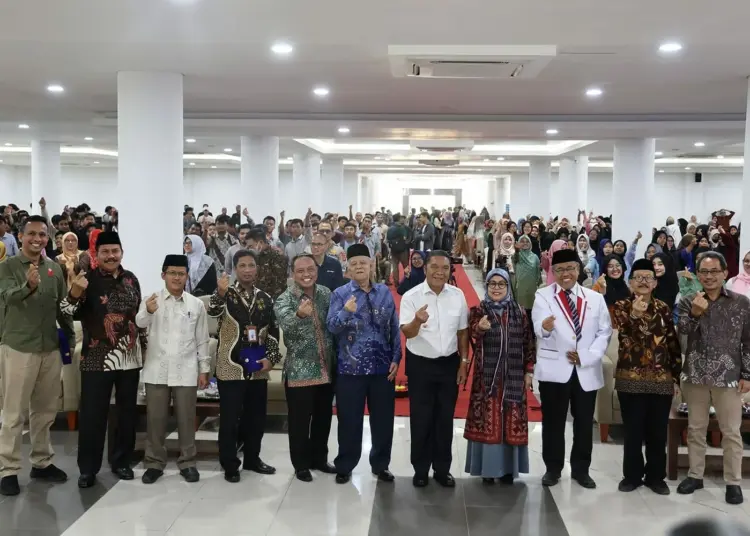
245, 325, 257, 343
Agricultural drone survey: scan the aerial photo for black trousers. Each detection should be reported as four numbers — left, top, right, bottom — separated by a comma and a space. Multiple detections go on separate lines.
217, 379, 267, 473
334, 374, 395, 475
78, 369, 140, 475
285, 383, 334, 472
538, 369, 597, 475
406, 350, 459, 476
617, 391, 672, 484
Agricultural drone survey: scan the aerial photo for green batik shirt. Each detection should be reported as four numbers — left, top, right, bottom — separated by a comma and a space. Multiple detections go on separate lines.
273, 284, 336, 387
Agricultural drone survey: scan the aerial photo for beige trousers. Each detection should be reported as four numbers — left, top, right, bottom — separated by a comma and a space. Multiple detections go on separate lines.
144, 384, 197, 470
0, 345, 61, 477
682, 382, 743, 485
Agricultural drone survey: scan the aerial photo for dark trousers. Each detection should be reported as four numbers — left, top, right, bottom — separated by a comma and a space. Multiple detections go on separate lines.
78, 369, 140, 475
217, 379, 267, 473
538, 369, 597, 475
617, 391, 672, 484
285, 383, 334, 472
334, 374, 395, 475
406, 350, 459, 476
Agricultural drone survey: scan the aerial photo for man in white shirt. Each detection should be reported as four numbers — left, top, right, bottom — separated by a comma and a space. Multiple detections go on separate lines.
531, 248, 612, 490
400, 251, 469, 488
135, 255, 211, 484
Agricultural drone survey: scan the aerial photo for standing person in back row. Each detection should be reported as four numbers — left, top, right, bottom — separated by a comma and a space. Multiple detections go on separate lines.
0, 216, 74, 497
387, 214, 411, 287
400, 250, 469, 488
531, 248, 612, 490
413, 211, 435, 252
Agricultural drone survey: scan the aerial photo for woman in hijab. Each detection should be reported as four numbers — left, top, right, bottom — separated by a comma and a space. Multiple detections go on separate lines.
184, 234, 218, 296
576, 234, 598, 281
652, 230, 668, 251
529, 224, 542, 259
542, 239, 567, 285
652, 252, 680, 311
726, 249, 750, 298
56, 231, 83, 287
512, 235, 541, 317
592, 255, 630, 315
588, 226, 601, 254
595, 239, 614, 276
79, 228, 102, 272
493, 232, 516, 273
645, 243, 662, 261
398, 250, 426, 295
464, 268, 535, 485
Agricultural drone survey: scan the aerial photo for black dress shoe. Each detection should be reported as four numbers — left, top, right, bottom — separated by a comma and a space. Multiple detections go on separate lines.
413, 474, 429, 487
112, 467, 134, 481
618, 478, 642, 492
30, 464, 68, 482
374, 470, 394, 482
726, 485, 744, 505
482, 478, 495, 485
676, 477, 704, 495
313, 463, 336, 474
433, 472, 456, 488
296, 470, 313, 482
0, 476, 20, 496
78, 474, 96, 489
335, 473, 351, 484
224, 471, 240, 483
244, 460, 276, 475
541, 471, 560, 487
180, 467, 200, 483
572, 473, 596, 489
499, 474, 514, 485
644, 480, 670, 495
141, 468, 164, 484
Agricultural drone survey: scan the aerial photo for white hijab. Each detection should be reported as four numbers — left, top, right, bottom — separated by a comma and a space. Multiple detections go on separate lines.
576, 234, 595, 264
185, 234, 213, 293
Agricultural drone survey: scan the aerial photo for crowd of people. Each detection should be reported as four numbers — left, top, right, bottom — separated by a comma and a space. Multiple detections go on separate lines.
0, 198, 748, 509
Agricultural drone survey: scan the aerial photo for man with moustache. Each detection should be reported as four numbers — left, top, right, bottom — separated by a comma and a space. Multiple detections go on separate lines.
531, 248, 612, 489
327, 244, 401, 484
60, 232, 146, 488
0, 216, 74, 496
274, 255, 336, 482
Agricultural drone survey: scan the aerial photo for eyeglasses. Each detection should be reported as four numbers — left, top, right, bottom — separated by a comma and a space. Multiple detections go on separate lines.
487, 281, 507, 289
165, 271, 187, 277
553, 266, 578, 274
631, 275, 655, 283
698, 269, 724, 276
311, 243, 327, 248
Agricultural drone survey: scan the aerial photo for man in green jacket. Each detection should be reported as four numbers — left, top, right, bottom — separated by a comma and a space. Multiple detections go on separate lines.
0, 215, 74, 496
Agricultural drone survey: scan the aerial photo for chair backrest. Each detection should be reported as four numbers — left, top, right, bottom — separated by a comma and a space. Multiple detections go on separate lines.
198, 295, 219, 337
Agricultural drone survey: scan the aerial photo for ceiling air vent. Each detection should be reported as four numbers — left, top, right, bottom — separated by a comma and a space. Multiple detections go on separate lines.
411, 140, 474, 153
389, 45, 557, 80
418, 160, 461, 167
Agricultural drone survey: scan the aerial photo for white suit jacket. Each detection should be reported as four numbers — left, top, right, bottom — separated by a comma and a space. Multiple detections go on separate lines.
531, 283, 612, 392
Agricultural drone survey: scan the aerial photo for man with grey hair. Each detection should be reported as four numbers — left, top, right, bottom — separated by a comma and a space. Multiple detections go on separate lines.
677, 251, 750, 505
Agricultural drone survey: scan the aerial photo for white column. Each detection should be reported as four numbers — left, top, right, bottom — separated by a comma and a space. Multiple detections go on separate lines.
292, 153, 322, 217
343, 170, 358, 213
741, 77, 750, 233
241, 136, 279, 221
557, 158, 576, 220
613, 139, 656, 260
493, 178, 504, 218
360, 176, 371, 214
321, 156, 344, 214
528, 159, 551, 219
30, 141, 61, 215
574, 156, 589, 214
117, 72, 184, 295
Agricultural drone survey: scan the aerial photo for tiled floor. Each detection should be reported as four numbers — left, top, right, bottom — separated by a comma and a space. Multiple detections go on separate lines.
2, 266, 749, 535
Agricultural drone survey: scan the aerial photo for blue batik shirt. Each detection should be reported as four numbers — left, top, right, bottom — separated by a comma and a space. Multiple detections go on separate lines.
326, 280, 401, 376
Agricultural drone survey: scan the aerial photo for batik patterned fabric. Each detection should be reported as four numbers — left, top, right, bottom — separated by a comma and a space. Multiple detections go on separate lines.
207, 282, 281, 381
255, 248, 289, 300
60, 267, 145, 371
611, 296, 682, 395
274, 284, 336, 387
678, 288, 750, 388
326, 281, 401, 376
206, 233, 237, 275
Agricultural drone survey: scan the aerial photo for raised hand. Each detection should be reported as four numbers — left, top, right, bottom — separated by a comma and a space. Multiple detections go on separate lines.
635, 231, 642, 241
477, 315, 491, 332
26, 263, 40, 290
542, 315, 556, 332
242, 207, 249, 217
297, 298, 314, 318
596, 274, 606, 294
691, 291, 709, 317
218, 274, 231, 297
280, 210, 285, 219
404, 265, 411, 278
632, 294, 648, 316
70, 271, 88, 298
344, 295, 357, 313
146, 293, 159, 314
415, 304, 429, 324
39, 197, 46, 208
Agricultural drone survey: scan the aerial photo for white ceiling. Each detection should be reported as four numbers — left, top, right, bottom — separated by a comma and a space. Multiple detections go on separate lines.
0, 0, 749, 173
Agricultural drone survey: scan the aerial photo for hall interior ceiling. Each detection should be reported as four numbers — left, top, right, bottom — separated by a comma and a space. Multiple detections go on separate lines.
0, 0, 748, 174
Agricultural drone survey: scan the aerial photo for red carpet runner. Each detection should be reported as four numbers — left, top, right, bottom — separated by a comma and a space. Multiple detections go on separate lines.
388, 264, 541, 421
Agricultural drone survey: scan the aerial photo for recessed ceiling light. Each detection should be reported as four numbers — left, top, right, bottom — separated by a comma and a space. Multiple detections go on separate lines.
655, 151, 663, 156
585, 87, 603, 98
18, 124, 29, 129
185, 138, 196, 143
384, 157, 391, 161
496, 157, 505, 161
685, 167, 691, 170
659, 42, 683, 53
694, 141, 705, 147
93, 161, 100, 164
4, 143, 11, 146
717, 155, 725, 159
337, 127, 350, 134
210, 165, 217, 169
313, 86, 330, 97
0, 160, 3, 163
223, 148, 232, 152
374, 156, 382, 160
483, 158, 490, 162
658, 169, 665, 173
46, 84, 65, 93
189, 162, 196, 166
271, 42, 293, 55
546, 129, 559, 135
84, 137, 93, 141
